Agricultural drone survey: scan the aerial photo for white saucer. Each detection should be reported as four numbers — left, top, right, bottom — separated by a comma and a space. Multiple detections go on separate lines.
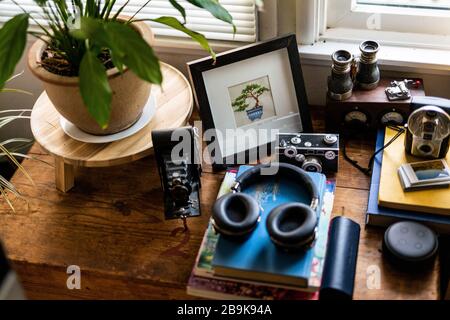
60, 94, 156, 144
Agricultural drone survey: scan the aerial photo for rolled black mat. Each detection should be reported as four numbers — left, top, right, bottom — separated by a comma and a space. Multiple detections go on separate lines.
320, 216, 361, 300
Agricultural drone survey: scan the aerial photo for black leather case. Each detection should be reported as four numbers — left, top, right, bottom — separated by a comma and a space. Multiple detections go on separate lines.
320, 216, 361, 300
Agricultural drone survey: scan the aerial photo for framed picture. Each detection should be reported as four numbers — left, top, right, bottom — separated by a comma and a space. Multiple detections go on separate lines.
188, 34, 312, 167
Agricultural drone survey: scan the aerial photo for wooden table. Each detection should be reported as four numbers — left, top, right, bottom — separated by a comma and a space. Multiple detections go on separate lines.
0, 108, 440, 300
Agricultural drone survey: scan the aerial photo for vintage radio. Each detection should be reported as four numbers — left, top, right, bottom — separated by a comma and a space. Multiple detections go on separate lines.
326, 78, 425, 132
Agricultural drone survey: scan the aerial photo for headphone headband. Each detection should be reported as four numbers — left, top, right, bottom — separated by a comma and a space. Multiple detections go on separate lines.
231, 162, 320, 210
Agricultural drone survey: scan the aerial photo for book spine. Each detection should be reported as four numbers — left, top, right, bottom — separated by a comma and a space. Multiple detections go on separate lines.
367, 212, 450, 234
309, 178, 335, 289
193, 171, 237, 277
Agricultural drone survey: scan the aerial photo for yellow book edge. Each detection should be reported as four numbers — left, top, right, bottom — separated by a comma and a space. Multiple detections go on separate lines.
378, 127, 450, 216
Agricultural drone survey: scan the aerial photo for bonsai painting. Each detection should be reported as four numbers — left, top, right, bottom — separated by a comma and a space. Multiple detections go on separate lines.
229, 76, 276, 128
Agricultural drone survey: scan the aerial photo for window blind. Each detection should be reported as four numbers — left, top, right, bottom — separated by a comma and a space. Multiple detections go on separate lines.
0, 0, 257, 42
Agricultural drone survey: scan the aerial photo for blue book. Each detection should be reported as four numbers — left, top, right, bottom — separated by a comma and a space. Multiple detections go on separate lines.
366, 129, 450, 234
212, 166, 329, 289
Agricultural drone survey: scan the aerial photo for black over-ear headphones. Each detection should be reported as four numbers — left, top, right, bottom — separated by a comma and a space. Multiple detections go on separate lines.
212, 162, 320, 250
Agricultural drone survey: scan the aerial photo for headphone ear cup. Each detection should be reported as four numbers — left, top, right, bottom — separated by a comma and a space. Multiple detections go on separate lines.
266, 203, 317, 250
212, 193, 260, 237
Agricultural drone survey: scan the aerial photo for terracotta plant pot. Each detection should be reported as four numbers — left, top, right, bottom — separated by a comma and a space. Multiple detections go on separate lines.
28, 17, 154, 135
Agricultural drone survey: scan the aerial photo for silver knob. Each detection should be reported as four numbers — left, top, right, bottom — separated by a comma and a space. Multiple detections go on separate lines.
284, 146, 297, 158
290, 136, 301, 145
295, 154, 306, 163
323, 134, 338, 145
325, 151, 336, 160
304, 141, 312, 147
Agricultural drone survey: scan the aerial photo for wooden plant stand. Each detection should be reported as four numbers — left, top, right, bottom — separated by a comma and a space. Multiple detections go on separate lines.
30, 63, 193, 192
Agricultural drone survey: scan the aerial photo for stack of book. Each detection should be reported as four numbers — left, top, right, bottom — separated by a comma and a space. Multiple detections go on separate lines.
366, 128, 450, 233
187, 166, 336, 300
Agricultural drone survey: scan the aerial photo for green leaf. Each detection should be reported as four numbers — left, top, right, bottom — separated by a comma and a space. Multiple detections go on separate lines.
103, 21, 162, 84
70, 16, 109, 47
33, 0, 49, 6
169, 0, 186, 23
71, 17, 154, 78
70, 17, 126, 64
0, 14, 29, 91
112, 0, 131, 20
110, 50, 125, 73
152, 16, 215, 59
79, 49, 112, 129
186, 0, 235, 33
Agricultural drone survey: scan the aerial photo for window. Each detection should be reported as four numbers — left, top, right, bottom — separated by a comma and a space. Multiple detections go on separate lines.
295, 0, 449, 72
0, 0, 257, 43
357, 0, 450, 11
324, 0, 450, 48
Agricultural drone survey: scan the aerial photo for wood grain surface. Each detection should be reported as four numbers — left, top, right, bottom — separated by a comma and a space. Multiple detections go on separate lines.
0, 106, 440, 300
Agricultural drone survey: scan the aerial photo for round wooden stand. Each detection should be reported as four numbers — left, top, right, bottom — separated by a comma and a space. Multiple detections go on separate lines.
30, 63, 193, 192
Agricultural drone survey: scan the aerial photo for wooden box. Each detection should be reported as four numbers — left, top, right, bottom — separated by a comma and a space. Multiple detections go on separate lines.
325, 78, 425, 132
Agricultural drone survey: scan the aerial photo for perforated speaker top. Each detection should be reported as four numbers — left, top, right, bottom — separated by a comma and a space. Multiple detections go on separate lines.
383, 221, 438, 263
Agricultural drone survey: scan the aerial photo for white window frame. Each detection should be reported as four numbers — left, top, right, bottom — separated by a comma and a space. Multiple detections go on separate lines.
328, 0, 450, 33
295, 0, 450, 74
296, 0, 450, 48
321, 0, 450, 50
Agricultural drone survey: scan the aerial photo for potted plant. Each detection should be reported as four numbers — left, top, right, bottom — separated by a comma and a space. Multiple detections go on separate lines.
0, 108, 34, 211
231, 83, 269, 121
0, 0, 235, 134
0, 76, 34, 211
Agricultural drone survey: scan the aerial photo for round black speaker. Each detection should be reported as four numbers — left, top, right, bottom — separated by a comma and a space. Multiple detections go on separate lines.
382, 221, 438, 270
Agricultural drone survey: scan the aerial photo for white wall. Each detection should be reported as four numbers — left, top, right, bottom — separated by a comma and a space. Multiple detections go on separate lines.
1, 39, 450, 143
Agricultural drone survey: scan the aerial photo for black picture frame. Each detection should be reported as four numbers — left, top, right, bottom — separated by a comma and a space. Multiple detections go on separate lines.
187, 33, 312, 169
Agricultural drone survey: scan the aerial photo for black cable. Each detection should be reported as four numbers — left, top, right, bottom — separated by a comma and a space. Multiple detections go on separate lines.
342, 125, 405, 176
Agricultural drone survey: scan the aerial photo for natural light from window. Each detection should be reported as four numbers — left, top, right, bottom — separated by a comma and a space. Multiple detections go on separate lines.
357, 0, 450, 10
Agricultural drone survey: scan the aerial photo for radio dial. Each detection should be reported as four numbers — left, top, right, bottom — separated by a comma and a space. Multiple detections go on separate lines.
381, 110, 404, 126
344, 110, 369, 126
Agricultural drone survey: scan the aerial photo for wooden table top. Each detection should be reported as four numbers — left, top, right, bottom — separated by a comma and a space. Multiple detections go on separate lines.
0, 107, 440, 300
